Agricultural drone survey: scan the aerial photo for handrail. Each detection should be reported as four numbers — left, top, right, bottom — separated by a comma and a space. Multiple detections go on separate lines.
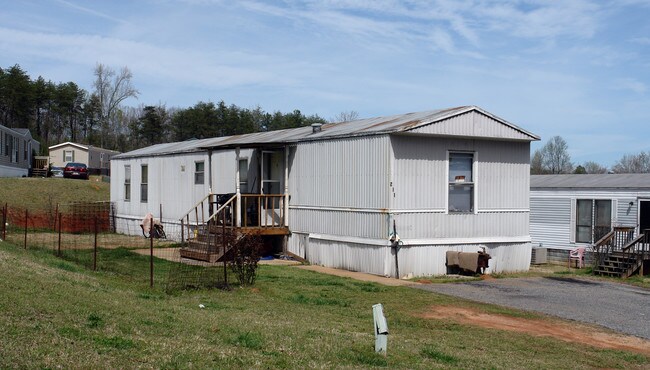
591, 226, 635, 269
179, 193, 288, 243
207, 194, 237, 223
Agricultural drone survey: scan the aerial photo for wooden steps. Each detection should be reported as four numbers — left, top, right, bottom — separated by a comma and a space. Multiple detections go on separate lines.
593, 252, 642, 278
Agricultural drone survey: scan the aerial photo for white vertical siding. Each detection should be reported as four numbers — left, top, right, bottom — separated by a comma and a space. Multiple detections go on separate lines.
211, 148, 254, 194
408, 111, 533, 141
289, 208, 388, 239
111, 152, 210, 229
394, 211, 529, 239
290, 234, 531, 277
289, 136, 391, 209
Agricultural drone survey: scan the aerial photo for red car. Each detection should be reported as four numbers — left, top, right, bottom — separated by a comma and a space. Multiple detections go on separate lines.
63, 162, 89, 179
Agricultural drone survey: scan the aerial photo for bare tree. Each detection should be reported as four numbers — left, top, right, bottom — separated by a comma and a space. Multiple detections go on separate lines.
531, 136, 573, 174
92, 63, 139, 147
612, 152, 650, 173
330, 110, 359, 123
582, 161, 608, 174
530, 150, 545, 174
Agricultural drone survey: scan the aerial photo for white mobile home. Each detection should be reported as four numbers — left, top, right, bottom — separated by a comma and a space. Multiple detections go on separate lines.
111, 106, 539, 277
530, 174, 650, 263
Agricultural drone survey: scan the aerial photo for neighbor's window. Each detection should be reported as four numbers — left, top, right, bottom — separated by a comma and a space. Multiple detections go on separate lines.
576, 199, 612, 243
23, 140, 27, 161
124, 165, 131, 202
4, 133, 8, 156
448, 152, 474, 213
64, 150, 74, 162
141, 164, 148, 203
194, 161, 204, 184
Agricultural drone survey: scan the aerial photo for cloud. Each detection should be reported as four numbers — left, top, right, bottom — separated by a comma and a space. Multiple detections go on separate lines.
613, 78, 647, 94
53, 0, 128, 24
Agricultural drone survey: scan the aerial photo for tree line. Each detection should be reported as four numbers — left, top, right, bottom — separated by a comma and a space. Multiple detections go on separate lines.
531, 136, 650, 174
0, 63, 327, 154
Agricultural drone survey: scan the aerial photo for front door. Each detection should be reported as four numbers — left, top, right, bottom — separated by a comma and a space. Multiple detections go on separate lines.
639, 200, 650, 235
260, 150, 283, 226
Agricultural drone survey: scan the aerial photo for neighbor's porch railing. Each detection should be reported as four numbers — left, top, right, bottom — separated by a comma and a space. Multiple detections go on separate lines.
619, 229, 650, 277
591, 226, 635, 268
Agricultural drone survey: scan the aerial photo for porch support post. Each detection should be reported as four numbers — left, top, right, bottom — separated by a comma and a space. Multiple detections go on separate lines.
235, 146, 241, 227
284, 146, 289, 227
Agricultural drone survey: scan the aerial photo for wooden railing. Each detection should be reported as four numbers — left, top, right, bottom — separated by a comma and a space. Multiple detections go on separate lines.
620, 229, 650, 277
591, 226, 635, 268
180, 193, 287, 243
179, 193, 219, 243
240, 194, 286, 228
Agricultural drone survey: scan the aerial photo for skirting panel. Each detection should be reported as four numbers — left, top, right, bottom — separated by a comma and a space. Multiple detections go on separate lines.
288, 233, 532, 277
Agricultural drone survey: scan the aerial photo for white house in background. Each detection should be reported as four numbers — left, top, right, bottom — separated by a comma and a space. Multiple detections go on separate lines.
49, 142, 120, 175
110, 106, 540, 277
530, 174, 650, 263
0, 125, 40, 177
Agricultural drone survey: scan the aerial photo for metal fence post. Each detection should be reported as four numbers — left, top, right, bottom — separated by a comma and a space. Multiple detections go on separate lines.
58, 213, 62, 257
2, 203, 6, 240
222, 210, 228, 287
93, 216, 98, 271
150, 231, 154, 288
24, 209, 28, 249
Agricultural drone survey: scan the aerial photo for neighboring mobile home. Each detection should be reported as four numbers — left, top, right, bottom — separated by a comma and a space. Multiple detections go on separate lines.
49, 142, 120, 175
111, 106, 539, 277
530, 174, 650, 263
0, 125, 40, 177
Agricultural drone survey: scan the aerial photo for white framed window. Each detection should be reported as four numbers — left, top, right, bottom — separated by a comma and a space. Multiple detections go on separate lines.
194, 161, 205, 184
448, 152, 475, 213
64, 150, 74, 162
124, 165, 131, 202
575, 199, 612, 243
141, 164, 148, 203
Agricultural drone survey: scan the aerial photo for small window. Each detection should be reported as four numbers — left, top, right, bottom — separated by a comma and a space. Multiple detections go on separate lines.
124, 165, 131, 202
448, 152, 474, 213
64, 150, 74, 162
194, 161, 205, 184
141, 164, 148, 203
23, 140, 27, 161
239, 159, 248, 193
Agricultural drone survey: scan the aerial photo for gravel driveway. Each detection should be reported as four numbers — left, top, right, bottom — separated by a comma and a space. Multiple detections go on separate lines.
416, 276, 650, 340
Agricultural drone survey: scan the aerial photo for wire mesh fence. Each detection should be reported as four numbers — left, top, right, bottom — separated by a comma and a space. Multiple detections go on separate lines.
0, 201, 229, 292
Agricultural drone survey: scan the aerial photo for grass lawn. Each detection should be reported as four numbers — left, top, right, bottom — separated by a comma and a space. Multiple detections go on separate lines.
1, 242, 648, 369
0, 177, 109, 211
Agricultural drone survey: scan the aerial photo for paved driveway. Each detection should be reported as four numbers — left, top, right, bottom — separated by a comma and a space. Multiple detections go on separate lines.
416, 277, 650, 340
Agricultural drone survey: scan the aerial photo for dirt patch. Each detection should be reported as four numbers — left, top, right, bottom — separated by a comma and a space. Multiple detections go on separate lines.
420, 306, 650, 356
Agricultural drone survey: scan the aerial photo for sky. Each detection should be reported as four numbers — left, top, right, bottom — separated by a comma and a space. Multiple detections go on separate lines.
1, 0, 649, 167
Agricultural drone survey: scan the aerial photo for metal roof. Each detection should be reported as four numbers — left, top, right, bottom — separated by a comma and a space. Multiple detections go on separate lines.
114, 106, 539, 159
531, 174, 650, 189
